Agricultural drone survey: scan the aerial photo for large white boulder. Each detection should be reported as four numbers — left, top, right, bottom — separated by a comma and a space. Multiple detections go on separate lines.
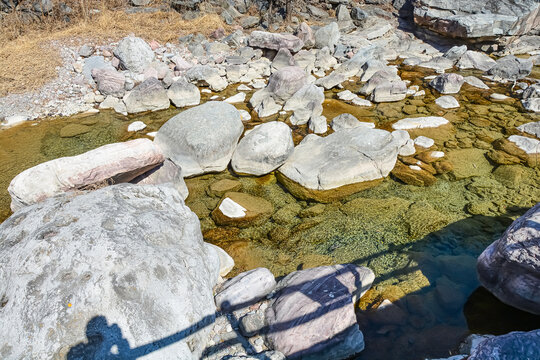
8, 139, 164, 211
114, 36, 155, 73
231, 121, 294, 176
154, 101, 244, 177
0, 184, 220, 359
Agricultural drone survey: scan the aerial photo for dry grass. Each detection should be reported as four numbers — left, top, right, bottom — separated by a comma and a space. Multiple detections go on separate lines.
0, 4, 230, 96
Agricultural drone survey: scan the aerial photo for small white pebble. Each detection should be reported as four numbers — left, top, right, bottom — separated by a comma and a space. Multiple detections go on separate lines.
431, 151, 445, 158
409, 165, 422, 171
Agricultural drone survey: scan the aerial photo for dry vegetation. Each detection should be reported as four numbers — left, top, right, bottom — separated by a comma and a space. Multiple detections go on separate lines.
0, 0, 230, 96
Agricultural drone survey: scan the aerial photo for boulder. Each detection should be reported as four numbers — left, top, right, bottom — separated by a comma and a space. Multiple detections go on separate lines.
0, 184, 220, 359
271, 48, 297, 71
413, 0, 540, 41
442, 45, 468, 61
468, 330, 540, 360
522, 83, 540, 112
517, 121, 540, 138
184, 65, 228, 91
296, 22, 315, 49
91, 68, 125, 97
250, 66, 307, 111
370, 79, 407, 103
456, 51, 496, 71
167, 79, 201, 108
336, 4, 355, 32
8, 139, 164, 211
231, 122, 294, 176
265, 264, 375, 359
314, 22, 341, 52
248, 31, 304, 53
309, 115, 328, 134
486, 55, 533, 81
82, 56, 115, 84
154, 102, 243, 177
283, 83, 325, 125
214, 268, 276, 311
277, 128, 410, 202
477, 203, 540, 314
211, 192, 274, 227
113, 36, 155, 73
429, 73, 465, 94
123, 77, 170, 113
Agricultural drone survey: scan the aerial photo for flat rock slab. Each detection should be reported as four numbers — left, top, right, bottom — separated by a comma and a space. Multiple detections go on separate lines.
8, 139, 164, 211
477, 203, 540, 314
278, 128, 409, 202
154, 101, 243, 177
392, 116, 449, 130
508, 135, 540, 154
215, 268, 276, 312
265, 264, 374, 360
248, 31, 304, 52
0, 184, 220, 359
212, 192, 274, 227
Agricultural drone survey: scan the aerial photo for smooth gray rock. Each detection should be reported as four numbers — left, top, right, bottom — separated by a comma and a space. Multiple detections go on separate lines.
309, 114, 328, 134
336, 4, 355, 32
248, 31, 304, 52
250, 66, 307, 112
231, 121, 294, 176
113, 36, 155, 73
456, 50, 497, 71
154, 101, 243, 177
185, 65, 228, 91
443, 45, 467, 61
468, 330, 540, 360
8, 139, 164, 211
418, 56, 455, 72
0, 184, 220, 359
92, 68, 125, 97
278, 127, 410, 191
464, 76, 489, 90
265, 264, 375, 360
477, 202, 540, 314
435, 95, 460, 109
123, 77, 170, 113
215, 268, 276, 312
314, 22, 341, 51
272, 48, 297, 71
82, 56, 115, 84
78, 44, 95, 57
167, 79, 201, 107
429, 73, 465, 94
486, 55, 533, 81
283, 83, 324, 125
239, 312, 266, 337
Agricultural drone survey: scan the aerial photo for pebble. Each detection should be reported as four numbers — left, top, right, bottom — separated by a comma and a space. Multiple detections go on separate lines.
127, 121, 147, 132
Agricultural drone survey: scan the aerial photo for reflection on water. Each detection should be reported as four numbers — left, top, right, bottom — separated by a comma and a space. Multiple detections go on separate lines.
0, 66, 539, 359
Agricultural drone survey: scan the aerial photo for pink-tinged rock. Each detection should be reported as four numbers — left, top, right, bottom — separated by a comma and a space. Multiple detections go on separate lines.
171, 55, 194, 72
149, 39, 161, 50
265, 264, 374, 359
477, 202, 540, 315
266, 66, 307, 102
144, 66, 159, 80
111, 57, 120, 69
248, 31, 304, 52
91, 68, 125, 97
295, 22, 315, 49
8, 139, 164, 211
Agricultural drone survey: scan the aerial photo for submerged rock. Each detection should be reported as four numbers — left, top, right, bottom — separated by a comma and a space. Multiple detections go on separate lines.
266, 264, 374, 359
212, 192, 274, 227
392, 116, 449, 130
8, 139, 164, 211
467, 329, 540, 360
154, 101, 243, 177
429, 73, 464, 94
477, 203, 540, 314
278, 128, 410, 202
231, 122, 294, 176
0, 184, 220, 359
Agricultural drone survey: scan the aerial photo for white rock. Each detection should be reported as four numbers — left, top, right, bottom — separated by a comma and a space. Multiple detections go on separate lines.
414, 90, 426, 97
146, 131, 157, 137
127, 121, 147, 132
237, 84, 251, 91
352, 97, 373, 107
517, 121, 540, 138
337, 90, 356, 101
392, 116, 449, 130
491, 93, 510, 100
225, 92, 246, 104
219, 197, 247, 218
202, 89, 212, 93
431, 151, 445, 158
239, 109, 252, 122
435, 95, 460, 109
508, 135, 540, 154
414, 136, 435, 148
2, 115, 28, 127
464, 76, 489, 89
409, 165, 422, 171
399, 139, 416, 156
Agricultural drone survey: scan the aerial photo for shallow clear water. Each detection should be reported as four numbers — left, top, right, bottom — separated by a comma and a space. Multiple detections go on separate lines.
1, 66, 539, 359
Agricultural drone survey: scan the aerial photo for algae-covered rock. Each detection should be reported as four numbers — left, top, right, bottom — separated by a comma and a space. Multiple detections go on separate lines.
212, 192, 273, 227
405, 202, 449, 238
59, 123, 92, 138
208, 179, 243, 197
446, 149, 492, 180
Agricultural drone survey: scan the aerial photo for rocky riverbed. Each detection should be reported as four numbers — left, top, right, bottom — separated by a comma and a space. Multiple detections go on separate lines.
1, 0, 540, 359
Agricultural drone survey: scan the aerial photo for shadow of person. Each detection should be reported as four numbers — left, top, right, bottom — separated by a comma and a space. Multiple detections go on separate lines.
67, 316, 132, 360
